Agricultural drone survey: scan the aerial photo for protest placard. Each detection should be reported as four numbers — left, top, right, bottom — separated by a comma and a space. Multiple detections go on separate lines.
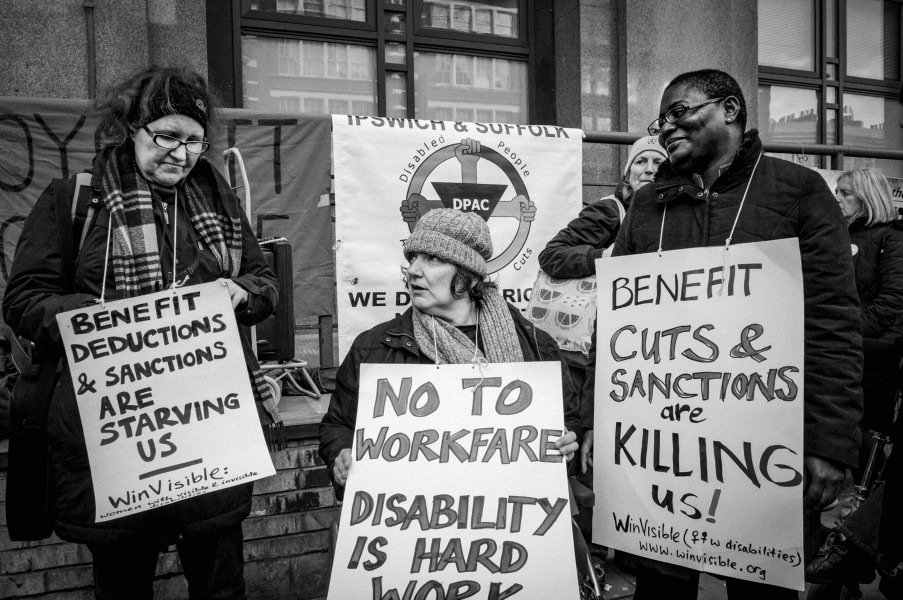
56, 282, 275, 522
592, 239, 806, 590
331, 116, 583, 356
327, 362, 579, 600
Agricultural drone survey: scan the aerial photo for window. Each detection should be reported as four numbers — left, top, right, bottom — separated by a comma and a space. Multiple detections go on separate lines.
757, 0, 903, 176
242, 36, 377, 115
210, 0, 549, 122
414, 51, 527, 123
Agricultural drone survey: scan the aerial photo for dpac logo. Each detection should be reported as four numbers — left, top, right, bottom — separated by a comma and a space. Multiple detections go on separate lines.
400, 138, 536, 273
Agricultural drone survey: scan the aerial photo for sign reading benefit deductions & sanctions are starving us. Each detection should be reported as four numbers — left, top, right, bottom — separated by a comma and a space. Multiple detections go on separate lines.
593, 239, 806, 591
328, 362, 579, 600
56, 282, 275, 522
332, 116, 582, 356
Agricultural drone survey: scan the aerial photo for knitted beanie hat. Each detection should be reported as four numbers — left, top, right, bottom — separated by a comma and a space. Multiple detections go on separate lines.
624, 135, 667, 176
144, 78, 209, 132
404, 209, 493, 276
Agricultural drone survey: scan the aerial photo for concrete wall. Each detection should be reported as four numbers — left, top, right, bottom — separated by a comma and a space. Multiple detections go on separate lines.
555, 0, 759, 206
555, 0, 623, 205
0, 0, 206, 100
624, 0, 759, 133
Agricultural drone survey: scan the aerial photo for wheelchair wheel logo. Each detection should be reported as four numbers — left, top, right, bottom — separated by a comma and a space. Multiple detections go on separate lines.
399, 138, 535, 274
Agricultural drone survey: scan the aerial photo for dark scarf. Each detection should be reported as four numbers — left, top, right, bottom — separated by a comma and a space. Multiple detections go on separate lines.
99, 142, 285, 449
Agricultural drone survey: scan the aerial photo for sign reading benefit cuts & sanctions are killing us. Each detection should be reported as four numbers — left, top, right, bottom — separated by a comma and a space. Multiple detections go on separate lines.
328, 362, 579, 600
57, 282, 275, 522
593, 239, 806, 591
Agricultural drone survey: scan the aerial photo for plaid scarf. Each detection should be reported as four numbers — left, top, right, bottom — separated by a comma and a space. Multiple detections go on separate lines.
413, 287, 523, 364
100, 142, 285, 450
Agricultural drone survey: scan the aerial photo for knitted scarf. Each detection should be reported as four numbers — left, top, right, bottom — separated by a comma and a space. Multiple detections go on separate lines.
412, 287, 523, 364
99, 142, 285, 450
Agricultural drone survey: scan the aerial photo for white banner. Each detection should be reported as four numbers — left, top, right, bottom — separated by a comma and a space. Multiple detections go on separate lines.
327, 362, 579, 600
332, 116, 583, 355
592, 239, 806, 590
56, 282, 275, 522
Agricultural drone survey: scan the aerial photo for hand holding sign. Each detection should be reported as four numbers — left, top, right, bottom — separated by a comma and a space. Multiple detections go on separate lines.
217, 278, 248, 309
333, 447, 353, 487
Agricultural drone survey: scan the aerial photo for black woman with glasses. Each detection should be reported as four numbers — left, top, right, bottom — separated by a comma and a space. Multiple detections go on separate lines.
584, 69, 863, 600
3, 65, 279, 599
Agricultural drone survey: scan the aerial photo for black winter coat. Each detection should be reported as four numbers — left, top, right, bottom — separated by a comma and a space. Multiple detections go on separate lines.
848, 219, 903, 341
538, 196, 623, 279
318, 305, 582, 498
2, 154, 278, 545
588, 130, 863, 470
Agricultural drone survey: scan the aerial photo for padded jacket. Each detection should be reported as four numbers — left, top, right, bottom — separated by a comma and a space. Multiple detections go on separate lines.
318, 305, 582, 499
586, 130, 863, 470
538, 195, 624, 279
2, 154, 278, 545
848, 219, 903, 342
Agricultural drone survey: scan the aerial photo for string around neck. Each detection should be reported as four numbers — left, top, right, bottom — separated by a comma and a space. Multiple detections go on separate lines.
719, 151, 763, 295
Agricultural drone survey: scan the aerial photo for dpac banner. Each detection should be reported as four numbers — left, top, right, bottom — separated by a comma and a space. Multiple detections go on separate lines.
56, 282, 275, 522
0, 97, 334, 321
592, 239, 806, 590
332, 116, 583, 355
327, 361, 578, 600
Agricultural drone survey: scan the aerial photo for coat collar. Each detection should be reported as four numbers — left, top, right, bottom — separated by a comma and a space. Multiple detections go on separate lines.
653, 129, 763, 204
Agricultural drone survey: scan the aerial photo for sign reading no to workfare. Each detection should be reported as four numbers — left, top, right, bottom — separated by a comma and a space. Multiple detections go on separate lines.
56, 282, 275, 522
328, 362, 579, 600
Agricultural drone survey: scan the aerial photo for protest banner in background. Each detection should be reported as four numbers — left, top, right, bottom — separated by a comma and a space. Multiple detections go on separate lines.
592, 239, 806, 590
0, 97, 334, 321
327, 362, 578, 600
332, 116, 583, 355
56, 282, 275, 522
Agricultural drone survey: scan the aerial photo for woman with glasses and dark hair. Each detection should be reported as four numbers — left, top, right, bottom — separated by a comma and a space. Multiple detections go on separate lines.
3, 65, 279, 599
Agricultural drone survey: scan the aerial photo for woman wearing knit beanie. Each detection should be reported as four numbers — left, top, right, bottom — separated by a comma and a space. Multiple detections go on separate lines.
319, 208, 582, 493
537, 136, 667, 474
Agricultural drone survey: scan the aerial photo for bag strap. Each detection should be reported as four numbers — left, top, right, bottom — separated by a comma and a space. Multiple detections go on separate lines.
52, 178, 77, 295
70, 172, 97, 261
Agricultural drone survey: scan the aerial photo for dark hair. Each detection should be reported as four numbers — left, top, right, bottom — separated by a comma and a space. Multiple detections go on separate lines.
667, 69, 747, 131
95, 65, 219, 146
450, 266, 498, 304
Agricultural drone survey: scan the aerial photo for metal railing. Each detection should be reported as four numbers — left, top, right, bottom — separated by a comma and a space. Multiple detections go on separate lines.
582, 130, 903, 170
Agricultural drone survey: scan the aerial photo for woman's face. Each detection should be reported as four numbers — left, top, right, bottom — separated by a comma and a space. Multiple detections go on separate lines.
406, 252, 472, 320
132, 114, 204, 186
627, 150, 665, 191
835, 180, 864, 223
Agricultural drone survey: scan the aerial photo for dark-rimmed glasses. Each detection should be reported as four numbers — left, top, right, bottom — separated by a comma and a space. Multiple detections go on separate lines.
141, 125, 210, 154
647, 97, 727, 136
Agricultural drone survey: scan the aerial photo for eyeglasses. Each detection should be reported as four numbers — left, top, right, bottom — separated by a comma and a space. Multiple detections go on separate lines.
141, 125, 210, 154
647, 97, 727, 136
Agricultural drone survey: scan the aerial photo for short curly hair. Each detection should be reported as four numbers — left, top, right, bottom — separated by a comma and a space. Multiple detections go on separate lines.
95, 65, 219, 146
667, 69, 747, 132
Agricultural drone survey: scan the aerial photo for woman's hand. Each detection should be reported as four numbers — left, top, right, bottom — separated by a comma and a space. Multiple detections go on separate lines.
333, 448, 353, 487
580, 429, 594, 474
554, 429, 579, 463
217, 278, 249, 310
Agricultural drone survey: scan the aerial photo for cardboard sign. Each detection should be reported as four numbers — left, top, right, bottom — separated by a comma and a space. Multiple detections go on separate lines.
56, 282, 275, 522
332, 116, 583, 355
592, 239, 805, 590
328, 362, 579, 600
